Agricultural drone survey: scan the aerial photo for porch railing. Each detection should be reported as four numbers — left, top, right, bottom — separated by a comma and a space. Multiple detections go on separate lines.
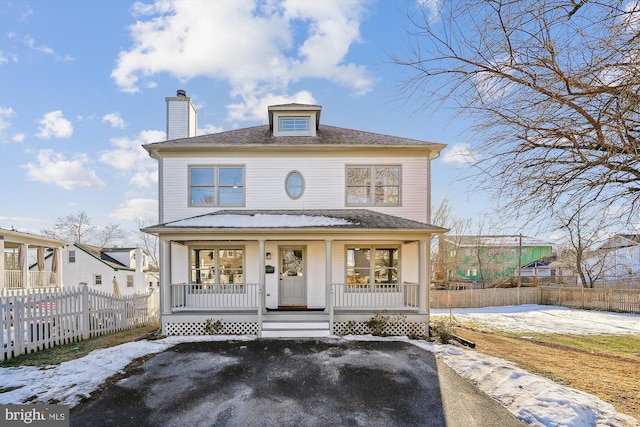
332, 282, 420, 310
3, 270, 57, 289
4, 270, 22, 289
170, 283, 260, 310
169, 282, 421, 312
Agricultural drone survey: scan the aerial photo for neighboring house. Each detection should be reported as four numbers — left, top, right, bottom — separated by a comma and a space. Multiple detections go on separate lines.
437, 235, 553, 287
584, 234, 640, 284
142, 91, 447, 337
62, 244, 152, 295
0, 228, 67, 290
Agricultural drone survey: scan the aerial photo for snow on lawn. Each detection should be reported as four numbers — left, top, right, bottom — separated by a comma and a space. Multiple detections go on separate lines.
431, 304, 640, 335
0, 305, 638, 426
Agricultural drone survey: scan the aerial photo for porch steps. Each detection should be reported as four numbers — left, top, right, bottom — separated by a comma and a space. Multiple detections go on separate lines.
261, 320, 331, 338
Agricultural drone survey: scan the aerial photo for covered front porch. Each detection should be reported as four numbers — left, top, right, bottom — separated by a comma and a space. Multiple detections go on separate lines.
144, 210, 447, 338
0, 228, 67, 291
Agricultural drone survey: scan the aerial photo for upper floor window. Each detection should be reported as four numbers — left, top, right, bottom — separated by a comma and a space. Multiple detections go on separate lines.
279, 117, 310, 132
127, 275, 134, 287
68, 250, 76, 263
285, 171, 305, 199
94, 274, 102, 285
346, 165, 400, 206
189, 166, 244, 207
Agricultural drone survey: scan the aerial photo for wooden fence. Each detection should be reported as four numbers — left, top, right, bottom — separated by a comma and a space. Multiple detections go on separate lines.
430, 286, 640, 314
1, 286, 160, 361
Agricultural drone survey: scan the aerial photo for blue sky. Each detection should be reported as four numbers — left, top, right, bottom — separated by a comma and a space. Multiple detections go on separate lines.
0, 0, 506, 245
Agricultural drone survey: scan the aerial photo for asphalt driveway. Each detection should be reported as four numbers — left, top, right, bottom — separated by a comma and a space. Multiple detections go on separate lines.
70, 339, 524, 426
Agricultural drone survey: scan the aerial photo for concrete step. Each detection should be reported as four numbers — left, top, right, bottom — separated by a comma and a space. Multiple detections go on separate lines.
261, 321, 331, 338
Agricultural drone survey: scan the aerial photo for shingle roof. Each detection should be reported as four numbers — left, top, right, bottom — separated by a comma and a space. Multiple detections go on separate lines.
75, 243, 133, 271
145, 209, 447, 233
143, 124, 446, 151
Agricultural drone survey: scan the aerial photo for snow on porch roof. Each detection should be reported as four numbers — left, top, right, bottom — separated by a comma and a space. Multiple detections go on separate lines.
149, 209, 447, 232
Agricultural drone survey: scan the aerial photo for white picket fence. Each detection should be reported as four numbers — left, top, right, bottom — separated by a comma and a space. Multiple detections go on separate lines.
1, 286, 160, 361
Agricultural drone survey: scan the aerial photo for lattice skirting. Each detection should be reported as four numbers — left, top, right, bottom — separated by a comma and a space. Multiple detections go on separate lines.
333, 321, 426, 337
165, 321, 425, 337
165, 322, 259, 336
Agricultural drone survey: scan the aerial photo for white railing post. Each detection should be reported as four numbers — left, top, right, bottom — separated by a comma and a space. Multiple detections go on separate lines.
257, 285, 263, 337
81, 285, 90, 339
329, 285, 334, 334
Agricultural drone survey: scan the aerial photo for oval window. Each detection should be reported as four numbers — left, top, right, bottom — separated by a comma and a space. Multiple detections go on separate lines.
285, 171, 304, 199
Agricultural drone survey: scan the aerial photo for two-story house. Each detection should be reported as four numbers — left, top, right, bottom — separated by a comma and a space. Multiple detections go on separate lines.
143, 91, 447, 337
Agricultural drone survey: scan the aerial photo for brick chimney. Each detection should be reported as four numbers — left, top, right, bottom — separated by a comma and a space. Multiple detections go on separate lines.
165, 90, 197, 140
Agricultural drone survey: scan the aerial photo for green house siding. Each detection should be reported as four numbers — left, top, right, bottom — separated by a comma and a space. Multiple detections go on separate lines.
444, 242, 552, 283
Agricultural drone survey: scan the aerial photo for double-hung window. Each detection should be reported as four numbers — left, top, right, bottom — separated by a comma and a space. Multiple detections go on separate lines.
189, 166, 244, 207
346, 165, 400, 206
191, 247, 244, 290
346, 246, 399, 289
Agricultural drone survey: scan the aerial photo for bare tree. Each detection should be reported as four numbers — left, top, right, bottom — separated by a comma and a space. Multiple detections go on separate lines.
554, 203, 617, 287
432, 198, 472, 288
42, 211, 125, 247
95, 223, 126, 248
394, 0, 640, 224
135, 216, 159, 268
42, 211, 95, 243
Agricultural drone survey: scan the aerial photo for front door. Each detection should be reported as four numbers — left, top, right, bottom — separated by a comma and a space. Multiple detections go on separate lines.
279, 248, 306, 307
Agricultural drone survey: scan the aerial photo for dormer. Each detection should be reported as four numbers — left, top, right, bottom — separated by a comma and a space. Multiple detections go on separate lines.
268, 103, 322, 137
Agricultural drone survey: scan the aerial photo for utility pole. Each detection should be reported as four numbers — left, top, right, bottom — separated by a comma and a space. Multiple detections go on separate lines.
518, 234, 523, 288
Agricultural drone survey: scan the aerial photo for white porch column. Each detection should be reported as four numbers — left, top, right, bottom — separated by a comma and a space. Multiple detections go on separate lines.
160, 239, 171, 316
21, 243, 29, 289
258, 239, 266, 314
418, 240, 428, 314
0, 236, 5, 290
55, 248, 64, 288
325, 239, 332, 312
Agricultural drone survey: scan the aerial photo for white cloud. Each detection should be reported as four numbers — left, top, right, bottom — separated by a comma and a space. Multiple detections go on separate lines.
112, 0, 373, 121
36, 110, 73, 139
24, 36, 54, 55
23, 149, 106, 190
0, 107, 15, 132
109, 198, 158, 222
100, 130, 162, 188
102, 112, 126, 129
198, 124, 224, 136
0, 107, 23, 144
441, 143, 479, 165
227, 90, 317, 122
417, 0, 442, 22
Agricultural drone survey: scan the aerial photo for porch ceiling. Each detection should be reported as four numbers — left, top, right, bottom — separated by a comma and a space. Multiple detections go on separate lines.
142, 209, 448, 238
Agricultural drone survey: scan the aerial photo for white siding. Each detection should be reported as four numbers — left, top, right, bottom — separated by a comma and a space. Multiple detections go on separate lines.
306, 242, 326, 308
401, 242, 419, 283
171, 243, 188, 284
61, 249, 146, 295
161, 152, 429, 223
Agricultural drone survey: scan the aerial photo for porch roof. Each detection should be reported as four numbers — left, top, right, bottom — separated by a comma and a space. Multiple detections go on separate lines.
143, 209, 448, 235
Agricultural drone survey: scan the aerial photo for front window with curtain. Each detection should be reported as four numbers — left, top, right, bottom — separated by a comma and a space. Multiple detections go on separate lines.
191, 247, 244, 289
346, 165, 400, 206
189, 166, 244, 207
346, 247, 399, 289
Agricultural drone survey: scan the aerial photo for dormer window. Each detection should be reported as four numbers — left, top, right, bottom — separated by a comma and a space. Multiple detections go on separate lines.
279, 117, 310, 133
268, 104, 321, 137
